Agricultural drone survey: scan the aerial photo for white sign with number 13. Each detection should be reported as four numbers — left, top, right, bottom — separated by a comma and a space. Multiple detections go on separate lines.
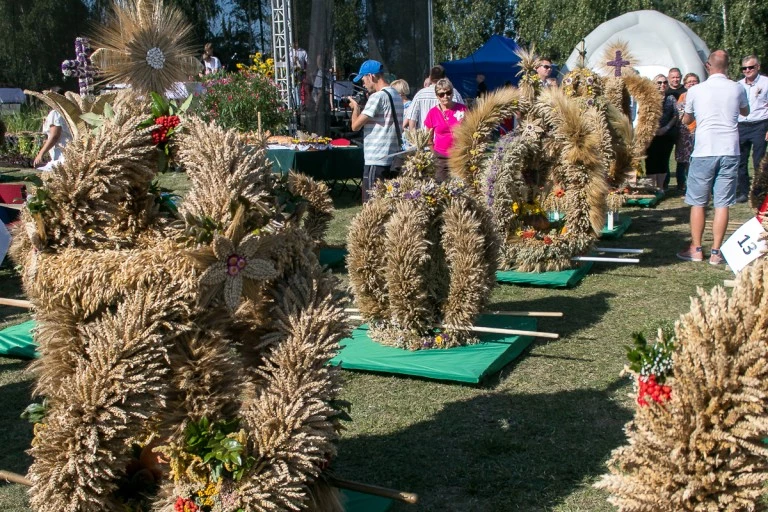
721, 217, 767, 274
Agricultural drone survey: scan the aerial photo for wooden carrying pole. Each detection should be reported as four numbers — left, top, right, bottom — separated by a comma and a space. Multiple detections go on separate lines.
328, 475, 418, 504
343, 308, 563, 318
345, 315, 559, 339
0, 469, 420, 506
0, 470, 32, 486
0, 298, 32, 308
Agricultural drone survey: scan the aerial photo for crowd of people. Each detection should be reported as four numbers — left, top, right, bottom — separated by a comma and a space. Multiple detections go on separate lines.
30, 45, 767, 271
347, 51, 767, 271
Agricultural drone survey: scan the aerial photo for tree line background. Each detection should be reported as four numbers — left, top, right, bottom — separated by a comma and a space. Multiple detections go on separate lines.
1, 0, 766, 92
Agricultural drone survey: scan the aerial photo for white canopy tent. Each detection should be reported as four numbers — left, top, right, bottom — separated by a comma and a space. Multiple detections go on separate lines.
563, 10, 710, 80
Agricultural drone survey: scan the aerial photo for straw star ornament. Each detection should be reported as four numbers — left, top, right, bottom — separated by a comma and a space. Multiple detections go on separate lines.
90, 0, 202, 94
198, 233, 279, 311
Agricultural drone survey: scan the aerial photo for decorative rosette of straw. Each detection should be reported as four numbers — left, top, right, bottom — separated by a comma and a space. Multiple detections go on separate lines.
596, 257, 768, 511
347, 177, 498, 350
9, 102, 348, 511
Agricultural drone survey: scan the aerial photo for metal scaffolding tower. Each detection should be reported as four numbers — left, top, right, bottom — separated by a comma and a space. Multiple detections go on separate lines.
271, 0, 294, 112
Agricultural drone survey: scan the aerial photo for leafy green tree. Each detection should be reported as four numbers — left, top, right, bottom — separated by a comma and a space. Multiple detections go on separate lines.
0, 0, 91, 90
433, 0, 515, 62
674, 0, 768, 75
333, 0, 366, 77
515, 0, 663, 62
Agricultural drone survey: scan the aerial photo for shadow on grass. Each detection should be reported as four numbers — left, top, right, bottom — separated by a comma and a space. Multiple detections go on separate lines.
492, 291, 614, 340
0, 363, 34, 476
336, 379, 631, 511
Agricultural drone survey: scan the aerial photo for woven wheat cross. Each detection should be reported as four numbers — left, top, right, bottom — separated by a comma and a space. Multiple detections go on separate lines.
61, 37, 95, 97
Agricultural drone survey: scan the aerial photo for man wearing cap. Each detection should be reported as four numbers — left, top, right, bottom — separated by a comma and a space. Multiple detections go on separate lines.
349, 59, 404, 202
404, 65, 464, 129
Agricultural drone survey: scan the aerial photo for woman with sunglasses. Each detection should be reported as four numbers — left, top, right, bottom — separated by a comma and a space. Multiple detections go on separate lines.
424, 78, 468, 182
673, 73, 701, 192
645, 74, 679, 190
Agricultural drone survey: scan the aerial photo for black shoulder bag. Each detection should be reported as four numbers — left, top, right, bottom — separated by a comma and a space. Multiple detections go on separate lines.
383, 88, 406, 177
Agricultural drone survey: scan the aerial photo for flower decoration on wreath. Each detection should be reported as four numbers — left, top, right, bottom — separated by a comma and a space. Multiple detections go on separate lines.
452, 79, 611, 273
561, 67, 604, 105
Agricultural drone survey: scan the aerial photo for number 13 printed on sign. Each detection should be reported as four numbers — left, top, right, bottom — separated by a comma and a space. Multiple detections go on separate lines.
721, 218, 767, 274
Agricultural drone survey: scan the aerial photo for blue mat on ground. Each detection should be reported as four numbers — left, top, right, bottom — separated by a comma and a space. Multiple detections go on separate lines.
330, 315, 537, 384
625, 191, 664, 208
342, 489, 392, 512
495, 262, 593, 289
0, 320, 37, 359
600, 216, 632, 240
319, 247, 348, 268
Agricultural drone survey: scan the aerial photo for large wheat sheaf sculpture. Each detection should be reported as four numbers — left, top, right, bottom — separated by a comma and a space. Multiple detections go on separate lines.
9, 104, 348, 511
347, 176, 498, 350
449, 48, 660, 273
450, 61, 611, 272
595, 257, 768, 510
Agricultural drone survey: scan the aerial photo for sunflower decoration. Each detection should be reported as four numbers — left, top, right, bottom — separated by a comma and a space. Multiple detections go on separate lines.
90, 0, 202, 94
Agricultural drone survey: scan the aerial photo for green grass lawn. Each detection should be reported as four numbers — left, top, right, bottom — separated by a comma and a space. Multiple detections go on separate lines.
0, 169, 757, 511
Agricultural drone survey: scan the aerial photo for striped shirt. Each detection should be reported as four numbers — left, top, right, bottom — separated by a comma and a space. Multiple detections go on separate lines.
406, 85, 465, 128
361, 87, 404, 165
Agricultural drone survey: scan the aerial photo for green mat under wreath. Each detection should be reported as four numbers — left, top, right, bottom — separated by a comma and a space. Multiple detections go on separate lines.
624, 191, 664, 208
495, 261, 593, 289
330, 315, 538, 384
342, 490, 393, 512
600, 216, 632, 240
0, 320, 37, 359
318, 247, 348, 268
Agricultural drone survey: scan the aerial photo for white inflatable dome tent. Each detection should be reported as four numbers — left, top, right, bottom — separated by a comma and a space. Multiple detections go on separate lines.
563, 10, 710, 80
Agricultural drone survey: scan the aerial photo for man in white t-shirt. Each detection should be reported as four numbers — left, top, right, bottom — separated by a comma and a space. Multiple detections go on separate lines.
678, 50, 749, 265
404, 65, 463, 129
348, 59, 404, 202
735, 54, 768, 202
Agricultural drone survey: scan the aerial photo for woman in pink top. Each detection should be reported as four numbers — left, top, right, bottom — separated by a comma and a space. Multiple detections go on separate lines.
424, 78, 468, 182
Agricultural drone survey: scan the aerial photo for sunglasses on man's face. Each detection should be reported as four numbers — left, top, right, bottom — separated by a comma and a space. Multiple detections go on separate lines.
436, 91, 452, 98
656, 81, 668, 85
742, 65, 757, 71
539, 65, 552, 70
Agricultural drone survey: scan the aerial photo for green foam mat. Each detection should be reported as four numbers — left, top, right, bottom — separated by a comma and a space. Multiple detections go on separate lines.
342, 489, 393, 512
0, 320, 37, 359
600, 216, 632, 239
330, 315, 537, 384
495, 261, 593, 288
625, 191, 664, 208
319, 247, 348, 268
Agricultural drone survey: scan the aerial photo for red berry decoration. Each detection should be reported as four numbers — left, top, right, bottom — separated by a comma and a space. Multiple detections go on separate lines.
637, 374, 672, 407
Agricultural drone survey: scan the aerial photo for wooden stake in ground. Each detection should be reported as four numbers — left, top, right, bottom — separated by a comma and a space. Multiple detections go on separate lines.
0, 470, 32, 486
343, 308, 563, 318
0, 297, 32, 308
327, 475, 418, 504
345, 315, 560, 339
